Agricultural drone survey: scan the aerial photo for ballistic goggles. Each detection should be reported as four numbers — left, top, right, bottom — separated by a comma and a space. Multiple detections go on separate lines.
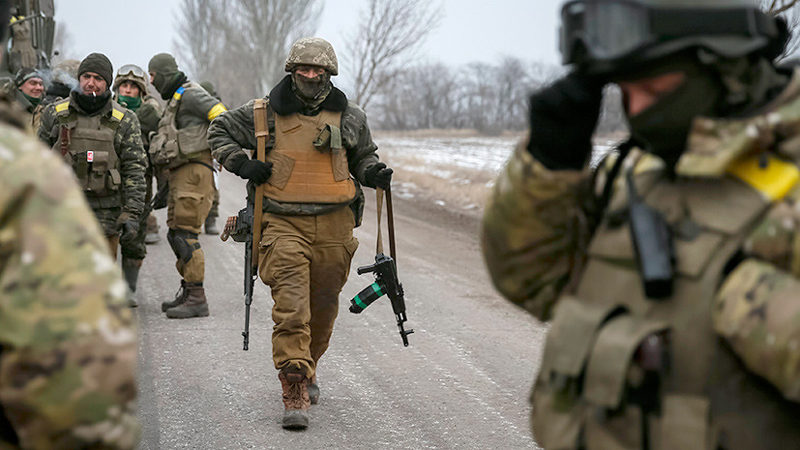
116, 64, 146, 79
560, 0, 780, 67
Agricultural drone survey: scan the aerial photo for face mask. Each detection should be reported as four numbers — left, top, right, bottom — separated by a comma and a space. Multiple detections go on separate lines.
626, 64, 722, 169
74, 90, 111, 114
292, 71, 331, 104
118, 95, 142, 111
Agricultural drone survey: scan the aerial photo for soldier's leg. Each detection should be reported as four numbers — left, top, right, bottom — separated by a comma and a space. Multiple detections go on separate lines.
106, 235, 120, 260
309, 207, 358, 366
258, 214, 316, 378
93, 208, 122, 260
165, 163, 214, 318
204, 185, 220, 235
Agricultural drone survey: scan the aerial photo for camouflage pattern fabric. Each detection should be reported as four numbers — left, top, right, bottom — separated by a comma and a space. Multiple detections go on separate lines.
37, 94, 147, 236
284, 37, 338, 75
208, 97, 378, 219
137, 96, 162, 150
0, 100, 139, 449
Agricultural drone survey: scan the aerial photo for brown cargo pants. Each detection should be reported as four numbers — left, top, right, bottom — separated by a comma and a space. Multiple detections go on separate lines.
166, 161, 214, 283
258, 206, 359, 379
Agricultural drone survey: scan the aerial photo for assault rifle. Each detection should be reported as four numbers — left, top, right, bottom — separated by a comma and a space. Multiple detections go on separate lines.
349, 188, 413, 346
142, 182, 169, 216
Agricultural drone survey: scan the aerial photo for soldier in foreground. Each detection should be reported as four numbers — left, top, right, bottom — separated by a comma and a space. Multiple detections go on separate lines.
209, 37, 392, 429
148, 53, 227, 318
38, 53, 147, 259
482, 0, 800, 448
114, 63, 164, 306
0, 3, 139, 447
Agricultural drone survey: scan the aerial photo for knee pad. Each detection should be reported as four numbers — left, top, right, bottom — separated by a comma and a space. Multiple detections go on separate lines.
167, 228, 201, 264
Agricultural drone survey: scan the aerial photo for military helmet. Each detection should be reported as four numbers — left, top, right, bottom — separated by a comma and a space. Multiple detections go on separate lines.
113, 64, 148, 94
285, 37, 338, 76
560, 0, 788, 75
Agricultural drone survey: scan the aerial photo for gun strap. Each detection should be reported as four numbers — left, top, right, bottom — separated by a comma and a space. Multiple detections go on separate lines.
376, 188, 385, 255
374, 188, 398, 261
252, 98, 269, 269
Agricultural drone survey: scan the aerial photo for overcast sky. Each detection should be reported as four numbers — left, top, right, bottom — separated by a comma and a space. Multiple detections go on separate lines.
55, 0, 564, 84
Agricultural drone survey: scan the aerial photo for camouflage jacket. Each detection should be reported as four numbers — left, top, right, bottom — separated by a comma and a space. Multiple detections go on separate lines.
37, 92, 147, 218
208, 81, 380, 218
483, 74, 800, 447
0, 99, 139, 449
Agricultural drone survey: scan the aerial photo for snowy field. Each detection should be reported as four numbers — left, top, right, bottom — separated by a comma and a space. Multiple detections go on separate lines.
374, 131, 618, 217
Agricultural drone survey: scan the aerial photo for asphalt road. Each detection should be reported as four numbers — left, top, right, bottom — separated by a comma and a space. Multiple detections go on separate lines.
135, 171, 546, 449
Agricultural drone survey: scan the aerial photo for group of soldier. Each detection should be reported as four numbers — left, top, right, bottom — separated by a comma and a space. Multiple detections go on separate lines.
3, 0, 800, 448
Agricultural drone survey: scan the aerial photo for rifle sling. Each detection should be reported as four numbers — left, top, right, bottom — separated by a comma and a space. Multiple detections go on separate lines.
252, 98, 269, 269
375, 188, 398, 262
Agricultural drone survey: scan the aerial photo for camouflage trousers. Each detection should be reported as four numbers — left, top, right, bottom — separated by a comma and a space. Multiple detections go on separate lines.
121, 164, 154, 261
92, 207, 121, 259
258, 206, 359, 378
167, 162, 214, 283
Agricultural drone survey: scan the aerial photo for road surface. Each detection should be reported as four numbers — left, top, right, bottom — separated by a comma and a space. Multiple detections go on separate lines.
135, 171, 546, 449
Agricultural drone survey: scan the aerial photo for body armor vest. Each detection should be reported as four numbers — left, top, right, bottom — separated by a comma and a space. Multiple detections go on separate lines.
150, 82, 212, 169
52, 99, 123, 208
262, 110, 356, 204
532, 156, 800, 449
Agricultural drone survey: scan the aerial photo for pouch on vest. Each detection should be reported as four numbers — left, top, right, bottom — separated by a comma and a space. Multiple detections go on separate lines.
150, 127, 180, 167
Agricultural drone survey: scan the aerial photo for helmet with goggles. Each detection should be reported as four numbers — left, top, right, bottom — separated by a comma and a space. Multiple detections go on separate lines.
113, 64, 148, 94
560, 0, 788, 76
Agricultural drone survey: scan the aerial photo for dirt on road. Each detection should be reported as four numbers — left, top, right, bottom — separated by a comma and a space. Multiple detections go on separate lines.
135, 171, 546, 450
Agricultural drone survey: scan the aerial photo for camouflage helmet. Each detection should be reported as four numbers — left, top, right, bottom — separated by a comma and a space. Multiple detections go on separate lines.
560, 0, 788, 75
113, 64, 148, 95
285, 37, 338, 76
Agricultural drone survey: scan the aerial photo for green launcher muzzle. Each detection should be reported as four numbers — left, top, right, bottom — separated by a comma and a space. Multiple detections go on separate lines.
349, 282, 386, 313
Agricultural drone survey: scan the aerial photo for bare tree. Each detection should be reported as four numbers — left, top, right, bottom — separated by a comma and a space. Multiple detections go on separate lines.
762, 0, 800, 58
345, 0, 443, 110
174, 0, 321, 107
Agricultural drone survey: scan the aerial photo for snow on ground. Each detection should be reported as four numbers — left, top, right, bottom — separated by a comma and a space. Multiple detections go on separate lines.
373, 132, 620, 216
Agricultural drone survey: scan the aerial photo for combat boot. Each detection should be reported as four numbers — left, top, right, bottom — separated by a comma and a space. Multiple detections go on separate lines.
161, 280, 187, 312
166, 282, 210, 319
204, 215, 219, 235
279, 367, 310, 430
308, 375, 320, 405
121, 257, 141, 308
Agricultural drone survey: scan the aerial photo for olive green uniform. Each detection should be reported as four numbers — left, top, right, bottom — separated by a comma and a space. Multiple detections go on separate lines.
482, 74, 800, 449
209, 79, 380, 378
38, 92, 147, 257
150, 81, 226, 283
0, 94, 139, 449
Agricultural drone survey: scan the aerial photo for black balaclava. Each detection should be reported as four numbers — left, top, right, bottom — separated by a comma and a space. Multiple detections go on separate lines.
291, 70, 332, 111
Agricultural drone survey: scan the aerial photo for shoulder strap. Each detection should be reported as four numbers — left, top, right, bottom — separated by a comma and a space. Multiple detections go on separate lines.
251, 98, 268, 269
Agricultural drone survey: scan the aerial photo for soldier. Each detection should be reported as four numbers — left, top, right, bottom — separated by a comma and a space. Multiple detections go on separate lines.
200, 80, 222, 235
482, 0, 800, 448
38, 53, 147, 260
113, 63, 164, 306
209, 37, 393, 430
148, 52, 227, 319
0, 3, 139, 447
14, 67, 43, 114
40, 59, 79, 107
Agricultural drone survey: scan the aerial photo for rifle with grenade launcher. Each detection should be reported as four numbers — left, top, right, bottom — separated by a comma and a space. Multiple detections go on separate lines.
349, 187, 414, 346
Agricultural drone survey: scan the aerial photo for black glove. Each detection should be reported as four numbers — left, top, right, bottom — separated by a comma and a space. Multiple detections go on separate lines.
235, 159, 273, 185
364, 162, 393, 190
120, 218, 140, 247
527, 73, 605, 170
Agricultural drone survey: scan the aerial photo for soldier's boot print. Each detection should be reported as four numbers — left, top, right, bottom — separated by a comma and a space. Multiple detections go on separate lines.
204, 214, 219, 235
308, 375, 320, 405
279, 367, 310, 430
122, 257, 142, 308
166, 282, 210, 318
161, 279, 188, 312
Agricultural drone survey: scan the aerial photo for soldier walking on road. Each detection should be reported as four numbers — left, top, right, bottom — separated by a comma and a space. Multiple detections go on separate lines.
114, 63, 164, 306
0, 3, 139, 446
38, 52, 147, 261
482, 1, 800, 448
209, 37, 393, 430
148, 52, 227, 319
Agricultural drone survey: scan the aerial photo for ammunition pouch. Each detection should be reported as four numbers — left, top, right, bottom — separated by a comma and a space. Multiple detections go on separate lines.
167, 228, 200, 263
532, 296, 671, 449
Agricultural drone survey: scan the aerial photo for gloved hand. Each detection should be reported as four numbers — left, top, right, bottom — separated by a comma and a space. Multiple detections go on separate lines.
527, 73, 605, 170
236, 159, 273, 185
119, 217, 140, 247
364, 162, 393, 190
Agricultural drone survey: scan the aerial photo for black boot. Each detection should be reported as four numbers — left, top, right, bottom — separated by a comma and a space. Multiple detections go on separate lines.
122, 257, 141, 308
161, 280, 187, 312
